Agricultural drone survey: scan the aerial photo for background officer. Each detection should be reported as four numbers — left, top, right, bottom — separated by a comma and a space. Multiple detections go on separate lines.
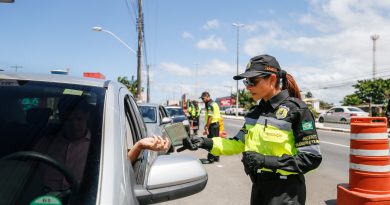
200, 91, 221, 164
189, 100, 201, 135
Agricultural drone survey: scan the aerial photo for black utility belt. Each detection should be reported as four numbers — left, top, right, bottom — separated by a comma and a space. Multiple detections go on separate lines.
257, 171, 301, 180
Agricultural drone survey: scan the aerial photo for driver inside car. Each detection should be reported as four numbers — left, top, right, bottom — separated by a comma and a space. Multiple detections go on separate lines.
34, 96, 92, 192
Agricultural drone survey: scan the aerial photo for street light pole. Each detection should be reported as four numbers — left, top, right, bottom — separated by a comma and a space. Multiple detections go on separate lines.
92, 27, 137, 54
232, 23, 244, 117
371, 34, 379, 79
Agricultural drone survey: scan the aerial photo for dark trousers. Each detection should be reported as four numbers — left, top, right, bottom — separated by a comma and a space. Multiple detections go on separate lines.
250, 172, 306, 205
207, 122, 219, 162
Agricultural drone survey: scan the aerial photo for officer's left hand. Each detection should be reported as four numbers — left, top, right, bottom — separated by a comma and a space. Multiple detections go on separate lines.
241, 151, 265, 174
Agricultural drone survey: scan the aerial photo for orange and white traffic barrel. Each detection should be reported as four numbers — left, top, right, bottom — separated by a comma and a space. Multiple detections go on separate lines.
337, 117, 390, 205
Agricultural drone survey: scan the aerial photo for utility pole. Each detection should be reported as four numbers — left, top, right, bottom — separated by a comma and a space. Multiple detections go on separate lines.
147, 64, 150, 103
232, 23, 244, 117
11, 65, 23, 72
194, 62, 200, 98
137, 0, 143, 100
371, 34, 379, 80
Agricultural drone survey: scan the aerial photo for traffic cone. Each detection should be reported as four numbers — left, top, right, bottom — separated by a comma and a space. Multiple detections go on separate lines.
337, 117, 390, 205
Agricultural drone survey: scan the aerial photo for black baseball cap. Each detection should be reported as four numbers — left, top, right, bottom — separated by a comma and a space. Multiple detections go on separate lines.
199, 91, 210, 99
233, 54, 281, 80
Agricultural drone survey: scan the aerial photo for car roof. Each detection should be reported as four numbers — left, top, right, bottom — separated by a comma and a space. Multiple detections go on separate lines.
0, 72, 107, 87
164, 106, 182, 108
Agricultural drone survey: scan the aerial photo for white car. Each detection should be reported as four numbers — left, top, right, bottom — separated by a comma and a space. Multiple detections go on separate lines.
0, 72, 207, 205
318, 106, 369, 123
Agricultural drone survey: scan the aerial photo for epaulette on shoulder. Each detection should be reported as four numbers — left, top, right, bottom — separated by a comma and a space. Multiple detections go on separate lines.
288, 97, 307, 109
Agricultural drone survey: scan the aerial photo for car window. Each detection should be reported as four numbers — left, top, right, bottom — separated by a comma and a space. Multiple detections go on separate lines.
166, 107, 185, 116
335, 108, 344, 112
347, 107, 364, 112
138, 106, 157, 123
328, 108, 336, 113
0, 80, 105, 205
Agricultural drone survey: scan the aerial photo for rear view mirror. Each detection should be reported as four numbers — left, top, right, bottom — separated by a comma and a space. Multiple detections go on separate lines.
135, 155, 207, 204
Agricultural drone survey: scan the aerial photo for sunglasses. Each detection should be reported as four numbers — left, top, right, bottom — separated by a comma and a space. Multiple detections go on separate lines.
243, 77, 261, 87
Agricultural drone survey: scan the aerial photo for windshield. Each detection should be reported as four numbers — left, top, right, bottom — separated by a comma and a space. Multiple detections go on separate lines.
0, 79, 105, 205
166, 107, 185, 116
139, 106, 157, 123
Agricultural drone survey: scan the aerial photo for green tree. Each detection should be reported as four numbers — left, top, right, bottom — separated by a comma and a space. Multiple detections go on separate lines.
345, 78, 390, 105
117, 76, 143, 97
232, 89, 256, 109
305, 91, 313, 98
342, 94, 363, 105
319, 100, 333, 110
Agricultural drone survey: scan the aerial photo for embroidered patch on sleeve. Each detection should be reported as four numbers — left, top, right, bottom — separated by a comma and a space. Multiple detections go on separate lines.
302, 121, 314, 131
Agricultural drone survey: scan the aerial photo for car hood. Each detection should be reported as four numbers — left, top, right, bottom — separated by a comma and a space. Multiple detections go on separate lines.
170, 115, 188, 122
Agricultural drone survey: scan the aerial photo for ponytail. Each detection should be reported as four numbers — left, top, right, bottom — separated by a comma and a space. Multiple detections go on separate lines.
276, 70, 301, 100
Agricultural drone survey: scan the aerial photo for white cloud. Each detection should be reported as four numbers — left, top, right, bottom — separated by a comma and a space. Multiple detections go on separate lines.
198, 59, 235, 76
203, 19, 220, 30
240, 0, 390, 103
182, 32, 194, 39
160, 62, 192, 76
196, 35, 227, 51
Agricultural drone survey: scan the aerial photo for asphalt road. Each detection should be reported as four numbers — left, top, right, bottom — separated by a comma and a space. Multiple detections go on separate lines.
157, 117, 352, 205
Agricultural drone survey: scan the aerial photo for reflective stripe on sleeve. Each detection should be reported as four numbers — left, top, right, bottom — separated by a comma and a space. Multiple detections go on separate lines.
350, 163, 390, 172
350, 133, 388, 140
244, 117, 257, 125
350, 149, 390, 156
297, 144, 321, 155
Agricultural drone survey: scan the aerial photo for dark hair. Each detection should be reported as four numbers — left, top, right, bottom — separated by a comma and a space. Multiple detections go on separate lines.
264, 72, 302, 100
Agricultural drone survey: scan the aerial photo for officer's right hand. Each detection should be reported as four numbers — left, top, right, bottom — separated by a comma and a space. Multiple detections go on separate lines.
177, 137, 198, 152
177, 137, 213, 152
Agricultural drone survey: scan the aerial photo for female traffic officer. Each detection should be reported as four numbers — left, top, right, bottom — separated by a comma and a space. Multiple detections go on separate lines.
178, 54, 322, 205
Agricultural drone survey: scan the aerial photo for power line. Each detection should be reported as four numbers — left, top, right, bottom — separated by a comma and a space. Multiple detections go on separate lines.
302, 73, 390, 91
124, 0, 137, 28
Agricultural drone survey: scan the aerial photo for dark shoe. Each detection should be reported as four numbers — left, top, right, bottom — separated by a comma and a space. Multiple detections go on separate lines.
200, 158, 214, 164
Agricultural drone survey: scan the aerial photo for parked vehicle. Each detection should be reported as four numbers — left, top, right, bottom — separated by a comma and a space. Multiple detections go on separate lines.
318, 106, 369, 123
224, 107, 246, 116
164, 106, 190, 136
138, 103, 172, 136
0, 72, 207, 205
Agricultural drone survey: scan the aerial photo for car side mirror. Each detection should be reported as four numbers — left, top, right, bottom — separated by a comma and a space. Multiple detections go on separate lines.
160, 117, 173, 125
135, 155, 208, 204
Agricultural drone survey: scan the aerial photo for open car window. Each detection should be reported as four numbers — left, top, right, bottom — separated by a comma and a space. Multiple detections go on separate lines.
0, 80, 105, 205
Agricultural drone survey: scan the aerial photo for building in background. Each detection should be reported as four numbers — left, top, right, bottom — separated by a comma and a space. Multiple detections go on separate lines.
215, 96, 236, 111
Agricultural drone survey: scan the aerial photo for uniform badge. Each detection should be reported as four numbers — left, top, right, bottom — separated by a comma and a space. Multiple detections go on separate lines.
302, 121, 314, 131
275, 106, 289, 119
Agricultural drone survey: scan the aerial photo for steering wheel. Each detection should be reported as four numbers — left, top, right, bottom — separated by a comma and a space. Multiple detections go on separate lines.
1, 151, 79, 197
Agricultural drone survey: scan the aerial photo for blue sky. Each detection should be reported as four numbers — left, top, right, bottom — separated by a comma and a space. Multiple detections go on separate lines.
2, 0, 390, 105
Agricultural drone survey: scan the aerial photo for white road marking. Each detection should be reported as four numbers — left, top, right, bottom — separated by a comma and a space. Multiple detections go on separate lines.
321, 140, 349, 148
216, 165, 223, 168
